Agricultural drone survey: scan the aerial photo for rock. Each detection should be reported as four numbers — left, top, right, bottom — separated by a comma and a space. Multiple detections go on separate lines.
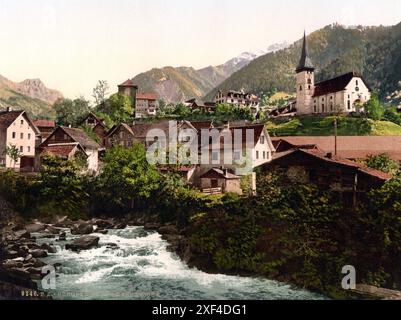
33, 259, 47, 268
57, 232, 67, 241
114, 222, 127, 230
158, 225, 178, 235
94, 219, 114, 229
144, 223, 161, 230
24, 254, 33, 262
25, 223, 46, 233
14, 229, 31, 240
105, 243, 119, 249
29, 249, 48, 258
71, 222, 94, 235
2, 260, 23, 269
65, 235, 99, 251
5, 250, 20, 259
45, 225, 62, 235
40, 243, 57, 254
97, 230, 108, 235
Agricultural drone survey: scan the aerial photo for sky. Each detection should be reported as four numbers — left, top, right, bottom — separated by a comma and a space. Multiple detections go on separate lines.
0, 0, 400, 101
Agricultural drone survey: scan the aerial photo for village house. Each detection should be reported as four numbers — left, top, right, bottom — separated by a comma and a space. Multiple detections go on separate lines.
272, 136, 401, 163
184, 99, 216, 113
135, 93, 159, 118
79, 112, 109, 147
195, 123, 276, 195
33, 119, 56, 142
215, 90, 260, 112
0, 108, 41, 170
117, 80, 159, 118
296, 32, 371, 115
36, 126, 101, 172
199, 168, 242, 195
260, 148, 391, 207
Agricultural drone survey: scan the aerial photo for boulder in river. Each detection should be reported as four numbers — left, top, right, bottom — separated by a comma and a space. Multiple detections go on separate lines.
65, 235, 100, 251
40, 243, 57, 254
29, 249, 48, 258
158, 225, 178, 235
25, 223, 46, 233
144, 222, 161, 230
94, 219, 114, 229
71, 222, 94, 235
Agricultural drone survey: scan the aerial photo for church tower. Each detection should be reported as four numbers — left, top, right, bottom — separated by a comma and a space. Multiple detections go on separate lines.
296, 32, 315, 115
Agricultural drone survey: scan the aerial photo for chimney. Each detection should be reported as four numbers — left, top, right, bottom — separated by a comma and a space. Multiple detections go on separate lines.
6, 106, 11, 112
223, 121, 230, 130
326, 152, 333, 159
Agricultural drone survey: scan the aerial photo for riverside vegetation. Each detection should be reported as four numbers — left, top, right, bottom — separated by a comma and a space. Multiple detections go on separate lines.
0, 143, 401, 299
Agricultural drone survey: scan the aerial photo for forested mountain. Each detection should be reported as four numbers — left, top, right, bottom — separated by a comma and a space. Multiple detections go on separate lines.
204, 23, 401, 104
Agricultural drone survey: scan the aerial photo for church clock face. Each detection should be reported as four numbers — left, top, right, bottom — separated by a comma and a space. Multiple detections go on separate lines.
355, 87, 360, 92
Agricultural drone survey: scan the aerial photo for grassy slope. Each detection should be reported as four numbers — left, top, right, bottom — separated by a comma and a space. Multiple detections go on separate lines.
266, 116, 401, 136
0, 87, 55, 119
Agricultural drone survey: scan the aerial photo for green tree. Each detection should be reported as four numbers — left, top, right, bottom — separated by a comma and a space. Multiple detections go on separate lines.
99, 93, 133, 123
365, 154, 399, 174
96, 144, 160, 212
54, 97, 91, 126
4, 145, 23, 168
364, 92, 384, 121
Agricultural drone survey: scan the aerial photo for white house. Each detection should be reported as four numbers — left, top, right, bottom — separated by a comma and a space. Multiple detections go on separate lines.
0, 108, 41, 169
36, 126, 101, 172
296, 32, 371, 115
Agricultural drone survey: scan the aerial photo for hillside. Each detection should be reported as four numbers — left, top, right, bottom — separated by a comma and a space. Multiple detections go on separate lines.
266, 116, 401, 137
0, 75, 62, 119
204, 22, 401, 104
131, 43, 289, 103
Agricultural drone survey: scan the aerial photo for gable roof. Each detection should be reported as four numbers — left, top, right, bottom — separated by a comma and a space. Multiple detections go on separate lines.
313, 71, 370, 97
271, 136, 401, 161
59, 126, 100, 149
200, 168, 240, 180
40, 143, 85, 158
33, 120, 56, 128
0, 110, 41, 135
136, 93, 157, 101
118, 79, 138, 87
269, 148, 392, 181
0, 110, 24, 129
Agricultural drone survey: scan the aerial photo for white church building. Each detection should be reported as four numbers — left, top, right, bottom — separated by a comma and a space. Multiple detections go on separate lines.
296, 32, 371, 115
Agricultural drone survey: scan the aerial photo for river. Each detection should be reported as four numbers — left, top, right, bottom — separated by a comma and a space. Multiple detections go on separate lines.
34, 226, 325, 300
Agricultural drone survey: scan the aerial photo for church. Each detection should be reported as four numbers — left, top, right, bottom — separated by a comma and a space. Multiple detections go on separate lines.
295, 32, 371, 115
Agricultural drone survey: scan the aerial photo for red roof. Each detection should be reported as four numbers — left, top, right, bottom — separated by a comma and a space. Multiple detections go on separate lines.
271, 136, 401, 161
136, 93, 157, 101
40, 144, 77, 157
33, 120, 56, 128
118, 79, 138, 87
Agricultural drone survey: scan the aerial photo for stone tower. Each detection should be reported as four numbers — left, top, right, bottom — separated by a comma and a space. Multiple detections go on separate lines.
296, 32, 315, 115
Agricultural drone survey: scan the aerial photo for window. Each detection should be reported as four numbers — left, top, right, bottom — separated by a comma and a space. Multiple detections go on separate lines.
28, 133, 31, 140
307, 79, 312, 84
12, 132, 16, 139
27, 146, 31, 152
356, 80, 359, 85
263, 151, 266, 159
19, 146, 23, 152
256, 151, 259, 160
314, 105, 317, 113
21, 120, 24, 125
260, 136, 265, 144
308, 85, 311, 90
212, 151, 219, 161
20, 133, 24, 139
299, 85, 302, 91
322, 104, 325, 112
347, 100, 351, 110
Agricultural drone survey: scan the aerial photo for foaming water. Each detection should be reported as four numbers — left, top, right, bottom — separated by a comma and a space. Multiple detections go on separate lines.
36, 227, 325, 300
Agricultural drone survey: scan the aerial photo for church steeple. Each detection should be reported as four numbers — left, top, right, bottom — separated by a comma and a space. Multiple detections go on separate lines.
296, 31, 314, 73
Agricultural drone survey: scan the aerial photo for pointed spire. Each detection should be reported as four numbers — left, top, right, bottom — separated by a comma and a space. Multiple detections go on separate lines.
296, 31, 314, 73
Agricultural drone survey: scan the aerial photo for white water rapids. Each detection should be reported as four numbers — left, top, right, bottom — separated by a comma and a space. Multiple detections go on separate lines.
34, 226, 325, 300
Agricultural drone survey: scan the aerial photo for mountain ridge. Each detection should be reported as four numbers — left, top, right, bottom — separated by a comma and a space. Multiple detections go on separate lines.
203, 23, 401, 104
130, 42, 289, 103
